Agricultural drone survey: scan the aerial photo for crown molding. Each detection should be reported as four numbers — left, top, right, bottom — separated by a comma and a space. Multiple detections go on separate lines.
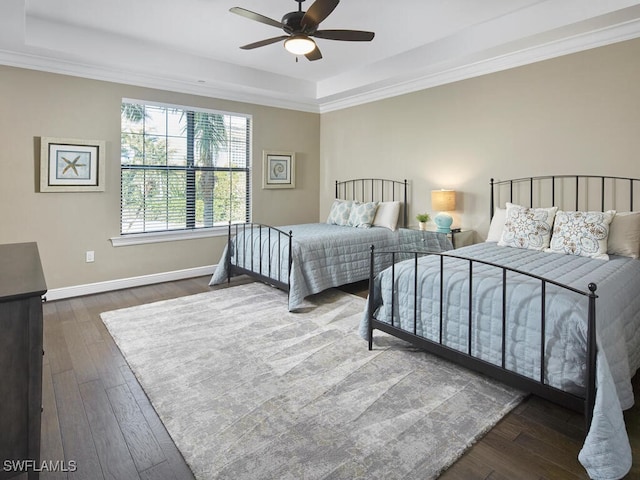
0, 49, 322, 113
317, 16, 640, 113
3, 15, 640, 115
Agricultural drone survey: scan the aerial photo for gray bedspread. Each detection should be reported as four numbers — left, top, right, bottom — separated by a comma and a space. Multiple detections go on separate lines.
210, 223, 452, 311
361, 242, 640, 479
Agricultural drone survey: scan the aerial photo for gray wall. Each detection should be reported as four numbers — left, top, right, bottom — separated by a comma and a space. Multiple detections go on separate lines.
320, 38, 640, 239
0, 66, 320, 289
3, 36, 640, 292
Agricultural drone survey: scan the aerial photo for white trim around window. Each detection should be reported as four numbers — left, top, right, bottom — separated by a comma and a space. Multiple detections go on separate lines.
110, 226, 228, 247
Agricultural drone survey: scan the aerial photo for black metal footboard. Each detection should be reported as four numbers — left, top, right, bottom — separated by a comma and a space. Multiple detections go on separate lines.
367, 247, 598, 430
226, 223, 293, 292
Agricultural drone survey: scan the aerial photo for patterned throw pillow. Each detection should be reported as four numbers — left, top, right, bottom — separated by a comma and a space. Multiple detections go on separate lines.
326, 200, 353, 226
498, 203, 558, 251
547, 210, 615, 260
348, 201, 379, 228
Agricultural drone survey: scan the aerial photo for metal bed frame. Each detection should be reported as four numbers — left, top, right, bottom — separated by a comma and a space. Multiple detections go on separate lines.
225, 178, 409, 296
367, 174, 640, 429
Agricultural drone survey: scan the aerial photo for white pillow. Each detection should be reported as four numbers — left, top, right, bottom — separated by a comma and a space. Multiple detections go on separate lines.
348, 201, 379, 228
498, 203, 558, 251
607, 211, 640, 259
326, 200, 353, 226
547, 210, 615, 260
486, 207, 506, 242
372, 201, 401, 231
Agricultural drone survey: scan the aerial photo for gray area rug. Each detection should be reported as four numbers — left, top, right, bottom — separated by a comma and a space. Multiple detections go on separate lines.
101, 282, 523, 480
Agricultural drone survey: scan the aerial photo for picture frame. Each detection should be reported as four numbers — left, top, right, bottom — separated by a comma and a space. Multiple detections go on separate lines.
262, 151, 295, 189
40, 137, 106, 192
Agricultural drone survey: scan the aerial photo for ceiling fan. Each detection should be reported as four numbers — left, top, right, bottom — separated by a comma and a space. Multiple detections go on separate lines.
229, 0, 375, 61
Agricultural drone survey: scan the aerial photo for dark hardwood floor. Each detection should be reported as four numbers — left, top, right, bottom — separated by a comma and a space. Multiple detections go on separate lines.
39, 276, 639, 479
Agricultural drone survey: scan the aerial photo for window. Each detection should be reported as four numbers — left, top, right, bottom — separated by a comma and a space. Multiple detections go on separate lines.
120, 100, 251, 235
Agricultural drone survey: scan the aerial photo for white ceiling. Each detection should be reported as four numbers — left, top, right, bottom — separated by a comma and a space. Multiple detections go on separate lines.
2, 0, 640, 112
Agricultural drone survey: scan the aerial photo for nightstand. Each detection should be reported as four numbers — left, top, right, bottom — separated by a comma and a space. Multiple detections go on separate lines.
402, 226, 474, 249
399, 227, 451, 252
448, 229, 474, 248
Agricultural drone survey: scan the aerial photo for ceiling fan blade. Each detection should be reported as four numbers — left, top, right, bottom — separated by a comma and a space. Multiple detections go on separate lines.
314, 30, 375, 41
301, 0, 339, 30
305, 46, 323, 61
229, 7, 284, 29
240, 35, 289, 50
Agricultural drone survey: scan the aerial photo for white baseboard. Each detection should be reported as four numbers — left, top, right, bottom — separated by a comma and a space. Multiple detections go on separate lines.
45, 265, 216, 301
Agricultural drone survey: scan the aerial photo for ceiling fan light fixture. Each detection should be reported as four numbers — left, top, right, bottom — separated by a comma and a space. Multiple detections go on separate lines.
284, 34, 316, 55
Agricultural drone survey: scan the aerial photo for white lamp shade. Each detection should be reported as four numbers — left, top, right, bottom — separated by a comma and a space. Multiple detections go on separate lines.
431, 190, 456, 212
284, 35, 316, 55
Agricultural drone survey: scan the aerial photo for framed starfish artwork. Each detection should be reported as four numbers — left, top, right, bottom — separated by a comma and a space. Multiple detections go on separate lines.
40, 137, 106, 192
262, 151, 295, 189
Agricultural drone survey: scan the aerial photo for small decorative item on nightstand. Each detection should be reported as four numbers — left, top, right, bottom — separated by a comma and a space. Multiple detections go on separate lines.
431, 189, 456, 233
415, 213, 430, 231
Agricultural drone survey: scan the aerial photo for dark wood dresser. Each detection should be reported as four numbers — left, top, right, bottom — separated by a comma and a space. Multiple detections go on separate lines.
0, 243, 47, 480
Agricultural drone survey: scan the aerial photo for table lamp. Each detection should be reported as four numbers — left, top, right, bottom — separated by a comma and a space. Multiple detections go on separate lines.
431, 189, 456, 233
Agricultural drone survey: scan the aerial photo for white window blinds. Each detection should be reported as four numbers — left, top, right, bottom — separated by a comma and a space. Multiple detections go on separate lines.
120, 101, 251, 234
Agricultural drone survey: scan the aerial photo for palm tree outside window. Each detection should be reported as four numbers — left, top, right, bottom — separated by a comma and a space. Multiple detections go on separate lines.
120, 101, 251, 234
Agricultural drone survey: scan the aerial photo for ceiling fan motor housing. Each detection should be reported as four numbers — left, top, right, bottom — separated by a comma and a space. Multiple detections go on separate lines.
282, 11, 314, 34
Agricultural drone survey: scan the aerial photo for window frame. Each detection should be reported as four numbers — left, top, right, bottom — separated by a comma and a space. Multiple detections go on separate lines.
114, 98, 252, 245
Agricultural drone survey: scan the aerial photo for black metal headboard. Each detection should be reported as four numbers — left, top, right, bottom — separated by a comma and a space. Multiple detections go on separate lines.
490, 175, 640, 218
335, 178, 409, 227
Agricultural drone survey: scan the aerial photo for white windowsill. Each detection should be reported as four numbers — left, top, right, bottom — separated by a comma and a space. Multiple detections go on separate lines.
110, 226, 229, 247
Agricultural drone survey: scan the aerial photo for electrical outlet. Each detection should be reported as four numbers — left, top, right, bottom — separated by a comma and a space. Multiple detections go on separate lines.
85, 251, 95, 263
